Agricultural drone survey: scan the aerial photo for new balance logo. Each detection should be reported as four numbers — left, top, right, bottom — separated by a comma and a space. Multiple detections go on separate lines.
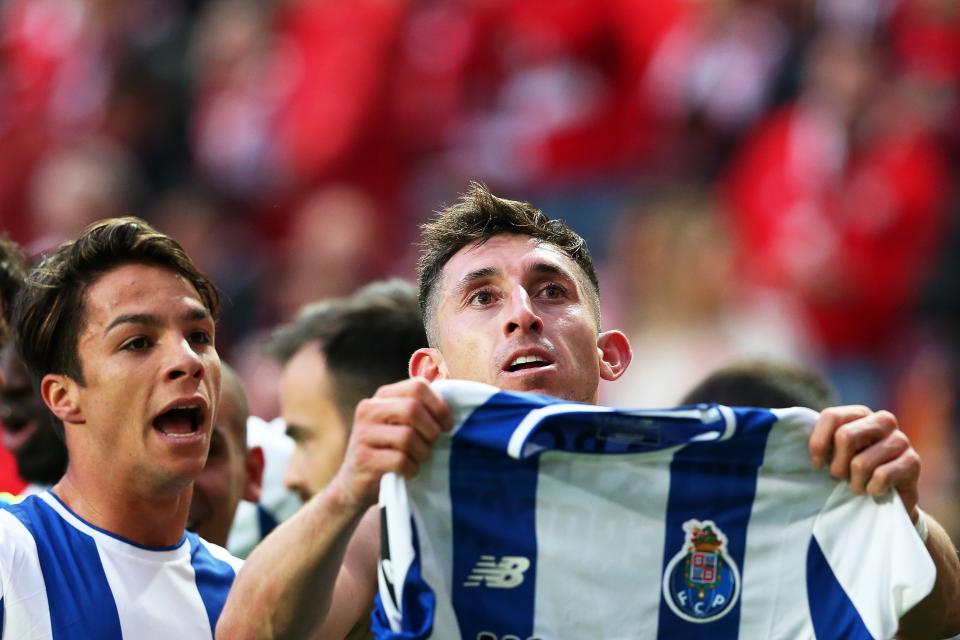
463, 555, 530, 588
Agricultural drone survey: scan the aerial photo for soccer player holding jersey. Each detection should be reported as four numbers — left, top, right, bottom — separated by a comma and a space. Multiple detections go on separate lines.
219, 184, 960, 639
0, 218, 241, 638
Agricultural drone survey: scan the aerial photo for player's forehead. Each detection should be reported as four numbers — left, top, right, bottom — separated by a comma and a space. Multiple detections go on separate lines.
82, 263, 208, 325
438, 234, 584, 294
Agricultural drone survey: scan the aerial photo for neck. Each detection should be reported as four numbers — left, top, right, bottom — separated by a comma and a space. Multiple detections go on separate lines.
53, 466, 192, 547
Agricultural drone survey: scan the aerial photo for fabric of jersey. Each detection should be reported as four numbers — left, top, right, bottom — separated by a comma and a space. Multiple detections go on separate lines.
373, 380, 935, 640
226, 416, 302, 559
0, 491, 242, 639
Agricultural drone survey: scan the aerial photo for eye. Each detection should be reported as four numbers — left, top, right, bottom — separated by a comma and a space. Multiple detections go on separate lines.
189, 330, 213, 345
467, 288, 497, 307
538, 283, 566, 299
121, 336, 151, 352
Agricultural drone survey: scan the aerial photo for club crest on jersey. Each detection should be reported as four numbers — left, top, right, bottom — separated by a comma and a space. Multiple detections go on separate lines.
662, 519, 740, 623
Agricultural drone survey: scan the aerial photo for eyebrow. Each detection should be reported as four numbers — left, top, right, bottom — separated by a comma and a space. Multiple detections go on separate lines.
103, 307, 212, 335
529, 262, 574, 281
454, 267, 499, 296
284, 423, 313, 441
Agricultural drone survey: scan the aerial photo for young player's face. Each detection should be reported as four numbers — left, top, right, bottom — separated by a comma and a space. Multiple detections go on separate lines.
432, 234, 612, 403
69, 264, 221, 491
279, 344, 349, 502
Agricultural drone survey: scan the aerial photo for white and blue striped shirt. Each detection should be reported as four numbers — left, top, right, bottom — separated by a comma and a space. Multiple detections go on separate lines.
375, 380, 935, 640
0, 491, 241, 638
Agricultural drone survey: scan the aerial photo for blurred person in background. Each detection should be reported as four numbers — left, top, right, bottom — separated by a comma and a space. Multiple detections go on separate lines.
28, 137, 142, 251
275, 185, 386, 322
680, 359, 839, 410
263, 278, 427, 640
0, 237, 32, 496
0, 336, 68, 500
187, 363, 263, 548
601, 186, 810, 408
0, 239, 67, 501
724, 29, 948, 407
267, 279, 428, 504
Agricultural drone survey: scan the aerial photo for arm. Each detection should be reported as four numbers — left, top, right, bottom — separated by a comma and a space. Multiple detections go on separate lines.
898, 516, 960, 639
216, 378, 452, 640
809, 406, 960, 638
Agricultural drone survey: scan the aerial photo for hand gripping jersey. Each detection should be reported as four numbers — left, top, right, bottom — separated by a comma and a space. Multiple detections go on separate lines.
0, 491, 242, 638
374, 381, 935, 640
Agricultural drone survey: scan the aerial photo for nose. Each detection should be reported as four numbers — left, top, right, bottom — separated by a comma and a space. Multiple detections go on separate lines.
166, 337, 205, 382
283, 455, 307, 498
503, 287, 543, 337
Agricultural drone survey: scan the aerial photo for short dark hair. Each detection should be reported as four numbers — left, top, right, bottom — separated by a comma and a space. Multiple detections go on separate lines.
417, 182, 600, 344
268, 279, 427, 426
679, 360, 838, 411
0, 236, 27, 349
14, 217, 219, 393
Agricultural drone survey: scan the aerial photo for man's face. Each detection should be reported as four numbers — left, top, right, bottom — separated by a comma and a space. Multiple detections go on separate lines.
279, 343, 349, 502
0, 344, 66, 485
187, 380, 250, 545
431, 234, 606, 403
65, 263, 221, 492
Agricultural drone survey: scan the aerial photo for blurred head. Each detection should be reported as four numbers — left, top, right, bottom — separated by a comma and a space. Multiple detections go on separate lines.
0, 342, 67, 486
14, 217, 222, 494
680, 359, 837, 410
0, 236, 28, 356
269, 280, 427, 501
412, 183, 630, 403
188, 363, 263, 545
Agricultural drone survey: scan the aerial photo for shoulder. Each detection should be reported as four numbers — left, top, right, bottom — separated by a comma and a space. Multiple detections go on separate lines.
186, 531, 244, 575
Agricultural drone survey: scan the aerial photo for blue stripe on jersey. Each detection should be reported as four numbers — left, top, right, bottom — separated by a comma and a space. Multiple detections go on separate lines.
657, 408, 778, 639
187, 533, 238, 634
455, 391, 565, 453
450, 396, 540, 640
256, 504, 279, 539
525, 407, 728, 455
806, 536, 872, 639
1, 595, 5, 634
372, 519, 436, 639
6, 497, 122, 638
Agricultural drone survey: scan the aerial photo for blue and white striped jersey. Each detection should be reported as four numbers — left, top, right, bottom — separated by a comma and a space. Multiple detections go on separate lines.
374, 380, 935, 640
0, 491, 242, 638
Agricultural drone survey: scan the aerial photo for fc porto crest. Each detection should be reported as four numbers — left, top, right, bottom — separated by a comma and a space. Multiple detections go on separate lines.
662, 519, 740, 623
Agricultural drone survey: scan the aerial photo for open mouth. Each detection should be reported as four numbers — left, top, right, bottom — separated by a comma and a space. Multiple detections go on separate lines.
505, 355, 551, 373
152, 405, 204, 437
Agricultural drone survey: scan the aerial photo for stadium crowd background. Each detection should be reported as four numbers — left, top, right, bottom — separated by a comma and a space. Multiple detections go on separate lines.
0, 0, 958, 538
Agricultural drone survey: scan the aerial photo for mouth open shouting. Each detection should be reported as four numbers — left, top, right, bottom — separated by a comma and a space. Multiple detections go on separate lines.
152, 400, 207, 445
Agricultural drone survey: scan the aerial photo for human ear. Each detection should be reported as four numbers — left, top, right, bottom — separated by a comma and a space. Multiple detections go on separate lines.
242, 446, 265, 503
409, 348, 449, 381
597, 330, 632, 382
40, 374, 85, 425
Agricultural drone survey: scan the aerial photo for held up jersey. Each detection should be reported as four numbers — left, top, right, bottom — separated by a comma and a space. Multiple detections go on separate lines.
0, 491, 242, 638
374, 380, 935, 640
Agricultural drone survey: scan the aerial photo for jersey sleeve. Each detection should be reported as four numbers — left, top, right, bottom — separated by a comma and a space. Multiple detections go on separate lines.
807, 485, 935, 639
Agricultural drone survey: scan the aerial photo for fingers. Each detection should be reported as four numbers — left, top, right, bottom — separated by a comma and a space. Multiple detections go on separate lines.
809, 405, 872, 469
371, 377, 454, 434
811, 406, 923, 519
335, 378, 453, 506
826, 409, 898, 481
846, 429, 911, 494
